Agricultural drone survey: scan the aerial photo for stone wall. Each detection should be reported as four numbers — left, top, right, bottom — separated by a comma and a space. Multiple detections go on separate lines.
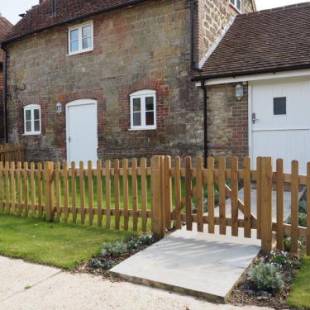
6, 0, 204, 161
197, 0, 254, 63
207, 83, 248, 158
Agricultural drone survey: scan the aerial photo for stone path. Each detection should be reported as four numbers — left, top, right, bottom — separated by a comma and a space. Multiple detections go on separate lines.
0, 255, 272, 310
111, 228, 261, 303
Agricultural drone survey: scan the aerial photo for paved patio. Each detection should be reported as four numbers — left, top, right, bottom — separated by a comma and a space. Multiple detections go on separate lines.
0, 255, 272, 310
111, 228, 261, 303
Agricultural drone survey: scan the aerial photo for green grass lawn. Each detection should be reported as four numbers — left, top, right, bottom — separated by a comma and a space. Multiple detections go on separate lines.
288, 256, 310, 309
0, 214, 132, 269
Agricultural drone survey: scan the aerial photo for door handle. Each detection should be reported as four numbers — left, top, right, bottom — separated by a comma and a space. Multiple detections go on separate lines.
252, 113, 259, 124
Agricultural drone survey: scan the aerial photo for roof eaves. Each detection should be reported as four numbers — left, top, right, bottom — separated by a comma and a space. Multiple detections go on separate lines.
192, 63, 310, 81
2, 0, 148, 45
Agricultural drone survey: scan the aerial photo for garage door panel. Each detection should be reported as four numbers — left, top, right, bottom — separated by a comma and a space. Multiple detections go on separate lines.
251, 78, 310, 175
252, 129, 310, 174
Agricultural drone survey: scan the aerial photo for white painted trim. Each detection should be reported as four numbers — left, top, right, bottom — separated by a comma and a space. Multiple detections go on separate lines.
68, 21, 94, 56
253, 128, 310, 132
66, 99, 98, 163
248, 84, 253, 163
24, 104, 41, 135
198, 16, 236, 70
130, 90, 157, 131
202, 69, 310, 86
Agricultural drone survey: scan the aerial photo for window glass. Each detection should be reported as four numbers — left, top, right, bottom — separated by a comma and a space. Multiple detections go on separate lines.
70, 29, 79, 53
133, 113, 141, 126
273, 97, 287, 115
133, 98, 141, 112
146, 112, 154, 126
145, 97, 154, 111
25, 120, 32, 132
82, 25, 92, 49
24, 105, 41, 134
25, 110, 31, 121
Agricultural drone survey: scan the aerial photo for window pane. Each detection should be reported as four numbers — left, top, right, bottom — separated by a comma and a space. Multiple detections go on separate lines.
25, 110, 31, 121
145, 97, 154, 111
133, 98, 141, 112
34, 109, 40, 120
82, 25, 91, 38
70, 29, 79, 52
237, 0, 241, 10
146, 111, 154, 126
133, 112, 141, 126
25, 120, 32, 132
273, 97, 286, 115
34, 120, 40, 132
82, 37, 92, 49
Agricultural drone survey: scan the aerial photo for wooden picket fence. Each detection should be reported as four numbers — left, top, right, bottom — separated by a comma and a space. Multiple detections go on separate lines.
0, 144, 25, 162
0, 155, 309, 255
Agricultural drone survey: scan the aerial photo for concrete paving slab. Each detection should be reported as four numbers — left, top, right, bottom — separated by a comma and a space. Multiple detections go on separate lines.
111, 229, 261, 303
0, 256, 60, 301
0, 256, 272, 310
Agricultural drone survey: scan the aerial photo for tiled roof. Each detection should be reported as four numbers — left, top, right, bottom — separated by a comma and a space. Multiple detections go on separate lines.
0, 16, 13, 62
3, 0, 148, 43
195, 3, 310, 80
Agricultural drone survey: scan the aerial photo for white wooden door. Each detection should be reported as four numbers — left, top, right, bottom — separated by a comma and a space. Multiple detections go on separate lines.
66, 99, 98, 165
251, 78, 310, 175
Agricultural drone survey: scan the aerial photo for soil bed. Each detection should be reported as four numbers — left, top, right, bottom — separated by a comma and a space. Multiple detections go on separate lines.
229, 252, 301, 309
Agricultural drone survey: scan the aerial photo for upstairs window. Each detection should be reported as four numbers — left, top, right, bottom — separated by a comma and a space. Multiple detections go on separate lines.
24, 104, 41, 135
130, 90, 157, 130
230, 0, 242, 12
68, 21, 93, 55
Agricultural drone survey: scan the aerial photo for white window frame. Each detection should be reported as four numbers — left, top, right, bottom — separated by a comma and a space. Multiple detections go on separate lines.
230, 0, 242, 12
130, 90, 157, 130
68, 21, 94, 56
24, 104, 41, 135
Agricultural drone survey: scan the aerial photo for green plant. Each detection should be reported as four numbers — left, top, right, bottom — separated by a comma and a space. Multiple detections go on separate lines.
268, 250, 300, 270
249, 261, 284, 293
298, 200, 307, 214
89, 257, 114, 270
125, 234, 154, 252
101, 241, 128, 257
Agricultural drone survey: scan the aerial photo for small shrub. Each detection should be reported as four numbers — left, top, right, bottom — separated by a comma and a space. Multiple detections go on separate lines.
268, 250, 300, 270
89, 258, 114, 270
101, 241, 128, 257
125, 234, 154, 252
249, 262, 284, 293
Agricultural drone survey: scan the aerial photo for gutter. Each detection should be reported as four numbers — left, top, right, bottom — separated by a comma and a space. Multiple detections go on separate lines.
192, 63, 310, 82
202, 81, 208, 166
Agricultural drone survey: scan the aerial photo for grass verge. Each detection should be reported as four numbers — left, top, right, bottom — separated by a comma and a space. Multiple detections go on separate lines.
288, 256, 310, 309
0, 214, 132, 269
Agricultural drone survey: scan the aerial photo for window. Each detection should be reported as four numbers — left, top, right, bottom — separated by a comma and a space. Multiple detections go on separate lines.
68, 21, 93, 55
230, 0, 242, 12
24, 104, 41, 135
273, 97, 287, 115
130, 90, 157, 130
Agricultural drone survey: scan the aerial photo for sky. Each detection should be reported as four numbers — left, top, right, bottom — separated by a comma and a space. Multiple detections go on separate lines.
0, 0, 309, 24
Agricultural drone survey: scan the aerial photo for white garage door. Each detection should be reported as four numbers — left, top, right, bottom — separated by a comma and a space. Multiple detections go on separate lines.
251, 78, 310, 175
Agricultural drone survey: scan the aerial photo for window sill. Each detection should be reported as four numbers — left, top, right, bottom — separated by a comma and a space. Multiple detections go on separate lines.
23, 133, 41, 136
129, 127, 157, 131
68, 47, 94, 56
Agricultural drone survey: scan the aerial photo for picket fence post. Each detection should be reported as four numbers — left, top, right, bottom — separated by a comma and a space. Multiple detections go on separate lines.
260, 157, 273, 254
151, 156, 164, 239
44, 161, 54, 222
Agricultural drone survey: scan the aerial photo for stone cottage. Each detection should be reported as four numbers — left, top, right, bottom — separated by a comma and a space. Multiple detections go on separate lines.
1, 0, 255, 162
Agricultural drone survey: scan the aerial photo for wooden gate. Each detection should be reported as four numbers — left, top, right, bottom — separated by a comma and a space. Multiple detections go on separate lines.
151, 155, 310, 255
